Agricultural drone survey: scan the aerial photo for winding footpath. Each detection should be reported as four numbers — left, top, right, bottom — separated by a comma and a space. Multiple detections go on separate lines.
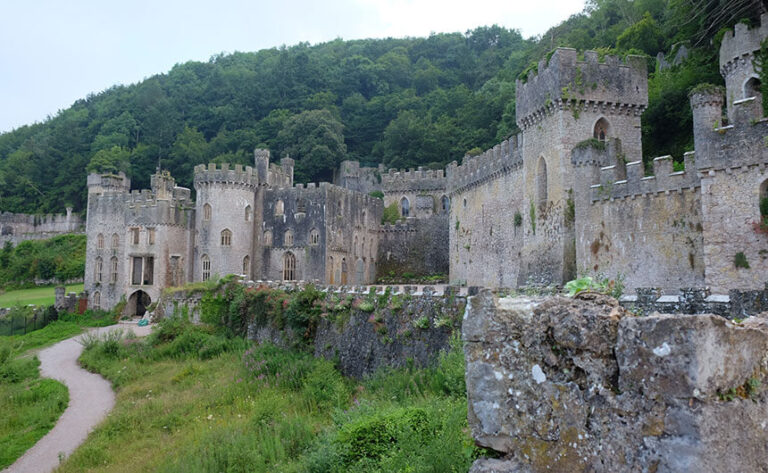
3, 323, 152, 473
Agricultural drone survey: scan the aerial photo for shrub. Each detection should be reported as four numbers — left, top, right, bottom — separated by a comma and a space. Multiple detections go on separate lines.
381, 203, 400, 225
735, 252, 751, 269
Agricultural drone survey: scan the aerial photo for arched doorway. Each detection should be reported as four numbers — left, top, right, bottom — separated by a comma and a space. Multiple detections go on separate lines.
341, 258, 348, 285
593, 117, 610, 142
127, 290, 151, 317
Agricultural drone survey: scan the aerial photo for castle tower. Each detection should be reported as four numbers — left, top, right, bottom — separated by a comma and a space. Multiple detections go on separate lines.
515, 47, 648, 285
193, 163, 259, 282
719, 13, 768, 121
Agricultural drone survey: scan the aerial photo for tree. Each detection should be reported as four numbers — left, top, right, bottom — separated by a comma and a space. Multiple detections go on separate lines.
274, 109, 346, 182
86, 146, 131, 174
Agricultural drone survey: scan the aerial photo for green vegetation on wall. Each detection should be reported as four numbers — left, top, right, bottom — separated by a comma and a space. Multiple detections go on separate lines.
0, 234, 86, 289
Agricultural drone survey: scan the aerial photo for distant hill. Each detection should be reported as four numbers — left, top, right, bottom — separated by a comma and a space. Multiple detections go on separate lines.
0, 0, 761, 214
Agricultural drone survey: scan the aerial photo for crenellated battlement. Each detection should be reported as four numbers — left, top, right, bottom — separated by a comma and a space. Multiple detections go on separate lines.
193, 162, 259, 188
446, 134, 524, 195
589, 152, 699, 202
87, 172, 131, 195
379, 221, 417, 233
515, 48, 648, 128
719, 13, 768, 78
381, 166, 446, 193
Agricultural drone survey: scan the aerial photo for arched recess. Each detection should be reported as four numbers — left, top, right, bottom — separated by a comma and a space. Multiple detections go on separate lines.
354, 235, 359, 257
441, 195, 450, 214
111, 233, 119, 248
355, 258, 365, 284
745, 76, 762, 99
328, 256, 335, 284
127, 290, 151, 316
401, 197, 410, 218
97, 233, 104, 249
242, 255, 250, 276
203, 203, 212, 221
593, 117, 610, 142
341, 258, 348, 285
275, 200, 284, 216
92, 291, 101, 310
245, 205, 252, 222
283, 251, 296, 281
536, 156, 548, 208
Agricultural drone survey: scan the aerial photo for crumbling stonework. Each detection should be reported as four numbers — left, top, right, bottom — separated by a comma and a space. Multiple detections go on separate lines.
464, 290, 768, 472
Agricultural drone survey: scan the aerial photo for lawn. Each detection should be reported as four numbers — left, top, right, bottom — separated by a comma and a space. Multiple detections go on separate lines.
0, 283, 84, 308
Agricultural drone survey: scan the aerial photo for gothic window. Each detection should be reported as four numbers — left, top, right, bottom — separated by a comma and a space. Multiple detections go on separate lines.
337, 200, 343, 217
264, 230, 273, 247
362, 210, 367, 226
201, 255, 211, 281
309, 228, 319, 245
132, 256, 143, 285
203, 203, 212, 221
95, 257, 103, 283
111, 233, 119, 249
328, 256, 335, 284
593, 117, 610, 142
401, 197, 410, 218
131, 227, 140, 245
245, 205, 252, 222
148, 228, 155, 245
97, 233, 104, 249
143, 257, 154, 285
242, 255, 250, 275
341, 258, 348, 285
284, 230, 293, 246
354, 235, 358, 256
283, 252, 296, 281
361, 239, 366, 259
441, 195, 450, 213
92, 291, 101, 310
110, 257, 118, 284
221, 229, 232, 247
275, 200, 284, 216
536, 156, 548, 208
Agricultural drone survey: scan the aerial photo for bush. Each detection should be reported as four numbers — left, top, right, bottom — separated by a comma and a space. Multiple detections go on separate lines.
381, 203, 400, 225
0, 234, 86, 289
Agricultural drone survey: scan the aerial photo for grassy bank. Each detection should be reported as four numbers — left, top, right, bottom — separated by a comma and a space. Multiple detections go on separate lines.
0, 283, 84, 308
57, 317, 480, 472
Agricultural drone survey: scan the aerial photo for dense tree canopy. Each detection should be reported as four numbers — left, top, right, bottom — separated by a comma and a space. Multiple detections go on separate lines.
0, 0, 765, 213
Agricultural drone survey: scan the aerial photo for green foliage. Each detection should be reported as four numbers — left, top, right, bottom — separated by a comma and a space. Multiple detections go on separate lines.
734, 251, 750, 269
381, 203, 400, 225
753, 38, 768, 116
513, 211, 522, 227
368, 190, 384, 199
0, 234, 85, 289
616, 12, 664, 56
529, 200, 536, 234
565, 274, 625, 298
574, 137, 607, 151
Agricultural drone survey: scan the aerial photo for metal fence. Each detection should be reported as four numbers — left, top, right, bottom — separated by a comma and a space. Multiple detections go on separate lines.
0, 307, 58, 336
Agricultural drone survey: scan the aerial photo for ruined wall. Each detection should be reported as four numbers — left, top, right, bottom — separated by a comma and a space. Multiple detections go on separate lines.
334, 160, 384, 195
381, 167, 448, 219
0, 210, 84, 246
465, 290, 768, 473
377, 215, 449, 280
719, 13, 767, 120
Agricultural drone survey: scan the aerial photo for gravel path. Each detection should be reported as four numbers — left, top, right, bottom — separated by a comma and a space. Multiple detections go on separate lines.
3, 323, 152, 473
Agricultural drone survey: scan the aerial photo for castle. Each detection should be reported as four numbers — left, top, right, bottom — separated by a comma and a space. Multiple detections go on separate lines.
84, 16, 768, 314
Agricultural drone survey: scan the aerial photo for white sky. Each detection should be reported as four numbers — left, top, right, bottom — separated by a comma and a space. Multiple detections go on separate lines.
0, 0, 586, 133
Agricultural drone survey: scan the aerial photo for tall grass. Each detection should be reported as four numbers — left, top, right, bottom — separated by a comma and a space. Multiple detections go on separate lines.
57, 317, 478, 473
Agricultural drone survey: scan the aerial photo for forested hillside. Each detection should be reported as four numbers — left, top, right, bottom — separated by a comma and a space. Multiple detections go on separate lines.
0, 0, 763, 214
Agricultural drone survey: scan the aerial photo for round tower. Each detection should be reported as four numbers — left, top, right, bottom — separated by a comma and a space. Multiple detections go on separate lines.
690, 86, 726, 170
193, 163, 259, 281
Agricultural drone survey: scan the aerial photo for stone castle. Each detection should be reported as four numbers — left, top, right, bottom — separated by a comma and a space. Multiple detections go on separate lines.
84, 16, 768, 314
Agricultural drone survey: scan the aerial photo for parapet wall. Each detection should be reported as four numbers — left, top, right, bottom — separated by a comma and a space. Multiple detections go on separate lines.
446, 134, 524, 195
589, 153, 700, 201
719, 13, 768, 77
515, 48, 648, 126
381, 166, 446, 193
193, 163, 260, 189
0, 210, 84, 246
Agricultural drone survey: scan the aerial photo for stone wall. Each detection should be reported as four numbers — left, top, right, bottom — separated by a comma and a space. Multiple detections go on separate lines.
465, 290, 768, 473
0, 209, 84, 246
377, 214, 449, 280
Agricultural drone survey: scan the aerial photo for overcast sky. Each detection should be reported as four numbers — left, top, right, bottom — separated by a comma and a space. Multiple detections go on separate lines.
0, 0, 586, 133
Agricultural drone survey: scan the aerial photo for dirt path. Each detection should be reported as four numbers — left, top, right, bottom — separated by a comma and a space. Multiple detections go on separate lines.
3, 323, 152, 473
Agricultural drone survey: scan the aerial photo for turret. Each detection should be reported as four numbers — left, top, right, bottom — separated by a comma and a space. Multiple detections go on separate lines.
150, 170, 176, 200
254, 148, 270, 183
690, 86, 725, 170
719, 13, 768, 121
86, 172, 130, 197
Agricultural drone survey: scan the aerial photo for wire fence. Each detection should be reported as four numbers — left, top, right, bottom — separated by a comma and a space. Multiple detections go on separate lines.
0, 307, 58, 336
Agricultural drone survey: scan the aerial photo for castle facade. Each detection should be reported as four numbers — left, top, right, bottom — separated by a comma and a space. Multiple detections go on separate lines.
85, 16, 768, 313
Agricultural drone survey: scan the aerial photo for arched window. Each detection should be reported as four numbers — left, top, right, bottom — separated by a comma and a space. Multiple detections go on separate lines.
264, 230, 273, 247
536, 156, 548, 208
284, 230, 293, 246
245, 205, 252, 222
220, 229, 232, 247
401, 197, 410, 218
110, 257, 118, 284
92, 291, 101, 310
95, 257, 103, 283
111, 233, 119, 249
362, 210, 367, 226
97, 233, 104, 249
203, 203, 212, 221
283, 252, 296, 281
441, 195, 450, 214
275, 199, 284, 216
309, 228, 319, 245
354, 235, 359, 256
593, 117, 610, 142
242, 255, 250, 276
361, 238, 366, 259
201, 255, 211, 281
328, 256, 335, 284
341, 258, 348, 285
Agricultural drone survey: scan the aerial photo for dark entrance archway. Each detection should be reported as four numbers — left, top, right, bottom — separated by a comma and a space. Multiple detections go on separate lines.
127, 290, 151, 317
